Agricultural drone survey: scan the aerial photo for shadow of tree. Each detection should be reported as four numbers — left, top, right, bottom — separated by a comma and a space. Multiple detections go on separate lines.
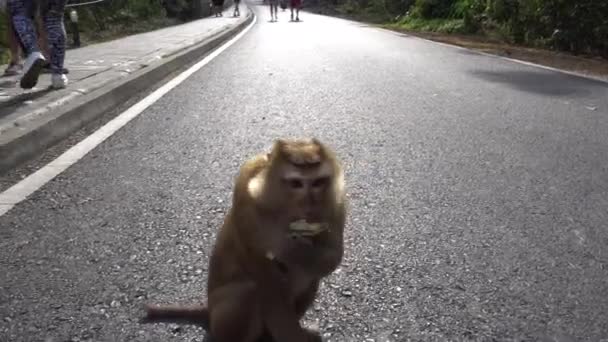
468, 69, 606, 97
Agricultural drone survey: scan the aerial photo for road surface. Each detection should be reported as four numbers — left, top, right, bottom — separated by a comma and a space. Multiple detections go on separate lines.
1, 2, 608, 341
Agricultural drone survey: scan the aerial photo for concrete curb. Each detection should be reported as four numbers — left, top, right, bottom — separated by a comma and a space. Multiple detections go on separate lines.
0, 8, 254, 174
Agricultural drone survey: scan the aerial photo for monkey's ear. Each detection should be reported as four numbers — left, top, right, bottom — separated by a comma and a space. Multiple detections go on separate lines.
272, 139, 288, 156
274, 139, 287, 149
268, 139, 286, 162
310, 138, 329, 158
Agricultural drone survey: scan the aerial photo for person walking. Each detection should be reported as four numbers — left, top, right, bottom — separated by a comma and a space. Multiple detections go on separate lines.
3, 8, 60, 77
7, 0, 68, 89
269, 0, 278, 21
290, 0, 301, 21
212, 0, 224, 17
233, 0, 240, 17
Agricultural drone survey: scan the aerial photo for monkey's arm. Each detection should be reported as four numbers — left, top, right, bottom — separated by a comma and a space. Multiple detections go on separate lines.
303, 227, 344, 277
279, 214, 345, 278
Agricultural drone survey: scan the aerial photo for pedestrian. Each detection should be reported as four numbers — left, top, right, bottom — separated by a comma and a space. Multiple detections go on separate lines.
290, 0, 301, 21
3, 7, 58, 77
269, 0, 278, 21
7, 0, 68, 89
233, 0, 240, 17
212, 0, 224, 17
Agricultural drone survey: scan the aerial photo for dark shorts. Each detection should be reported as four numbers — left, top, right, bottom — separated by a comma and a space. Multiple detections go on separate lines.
290, 0, 301, 8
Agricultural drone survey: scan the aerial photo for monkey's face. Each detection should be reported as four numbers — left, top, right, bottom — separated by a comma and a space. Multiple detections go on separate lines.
280, 162, 334, 222
263, 138, 341, 223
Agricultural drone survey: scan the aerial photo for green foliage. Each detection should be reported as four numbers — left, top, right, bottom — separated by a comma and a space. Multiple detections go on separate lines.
74, 0, 166, 31
327, 0, 608, 57
0, 13, 8, 64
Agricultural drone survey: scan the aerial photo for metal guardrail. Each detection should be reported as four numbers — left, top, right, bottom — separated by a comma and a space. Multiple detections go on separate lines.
66, 0, 107, 8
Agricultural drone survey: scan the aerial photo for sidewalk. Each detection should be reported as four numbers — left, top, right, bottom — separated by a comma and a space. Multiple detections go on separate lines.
0, 5, 253, 172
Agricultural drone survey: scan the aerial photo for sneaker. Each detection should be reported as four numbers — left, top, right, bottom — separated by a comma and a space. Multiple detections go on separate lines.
51, 73, 68, 89
20, 51, 46, 89
3, 63, 23, 77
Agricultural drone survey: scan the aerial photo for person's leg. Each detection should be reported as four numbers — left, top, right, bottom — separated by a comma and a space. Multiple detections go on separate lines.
8, 0, 46, 88
269, 2, 273, 20
36, 11, 50, 59
7, 14, 22, 63
290, 4, 294, 20
43, 0, 68, 88
7, 0, 39, 54
3, 12, 24, 76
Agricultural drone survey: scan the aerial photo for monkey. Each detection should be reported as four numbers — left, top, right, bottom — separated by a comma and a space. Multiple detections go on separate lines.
144, 138, 347, 342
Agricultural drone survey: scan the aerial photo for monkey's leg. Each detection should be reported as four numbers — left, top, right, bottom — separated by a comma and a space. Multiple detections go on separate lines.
208, 281, 265, 342
260, 289, 318, 342
295, 281, 319, 319
294, 281, 323, 342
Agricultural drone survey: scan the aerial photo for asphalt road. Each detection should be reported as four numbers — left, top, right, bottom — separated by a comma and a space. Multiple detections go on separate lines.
1, 2, 608, 342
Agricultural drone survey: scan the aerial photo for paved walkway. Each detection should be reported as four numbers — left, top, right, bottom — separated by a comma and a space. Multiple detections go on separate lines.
0, 5, 243, 136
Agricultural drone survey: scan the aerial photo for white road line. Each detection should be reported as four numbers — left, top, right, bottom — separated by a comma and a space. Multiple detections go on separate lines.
0, 13, 257, 218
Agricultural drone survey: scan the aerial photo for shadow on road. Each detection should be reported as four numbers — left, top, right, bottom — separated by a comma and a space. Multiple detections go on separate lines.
0, 88, 54, 118
468, 69, 606, 97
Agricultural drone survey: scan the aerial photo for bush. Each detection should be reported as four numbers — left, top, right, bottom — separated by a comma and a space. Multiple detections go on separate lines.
398, 16, 467, 33
382, 0, 608, 57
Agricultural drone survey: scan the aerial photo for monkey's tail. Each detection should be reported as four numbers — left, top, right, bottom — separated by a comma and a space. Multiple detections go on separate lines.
143, 303, 210, 328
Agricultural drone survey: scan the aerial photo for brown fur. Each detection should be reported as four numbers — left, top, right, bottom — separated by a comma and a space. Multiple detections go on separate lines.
144, 138, 346, 342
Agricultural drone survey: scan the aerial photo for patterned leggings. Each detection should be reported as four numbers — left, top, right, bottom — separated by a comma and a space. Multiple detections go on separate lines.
7, 0, 67, 74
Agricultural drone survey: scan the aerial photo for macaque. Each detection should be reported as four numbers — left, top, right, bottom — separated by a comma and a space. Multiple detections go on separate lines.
145, 138, 347, 342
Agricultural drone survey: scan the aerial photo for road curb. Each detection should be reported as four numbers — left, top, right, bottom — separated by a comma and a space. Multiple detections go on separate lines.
0, 9, 254, 174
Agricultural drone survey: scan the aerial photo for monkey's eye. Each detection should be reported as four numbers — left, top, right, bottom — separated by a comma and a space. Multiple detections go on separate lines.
312, 177, 329, 188
286, 179, 304, 189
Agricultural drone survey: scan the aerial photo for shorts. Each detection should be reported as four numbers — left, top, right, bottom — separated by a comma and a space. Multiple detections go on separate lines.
290, 0, 301, 8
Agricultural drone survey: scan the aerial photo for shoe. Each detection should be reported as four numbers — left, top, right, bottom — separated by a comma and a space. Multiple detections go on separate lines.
20, 51, 46, 89
3, 62, 23, 77
51, 73, 68, 89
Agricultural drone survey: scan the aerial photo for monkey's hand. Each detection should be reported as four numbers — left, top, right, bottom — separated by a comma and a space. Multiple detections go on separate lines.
273, 233, 316, 272
281, 223, 343, 278
288, 220, 329, 237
